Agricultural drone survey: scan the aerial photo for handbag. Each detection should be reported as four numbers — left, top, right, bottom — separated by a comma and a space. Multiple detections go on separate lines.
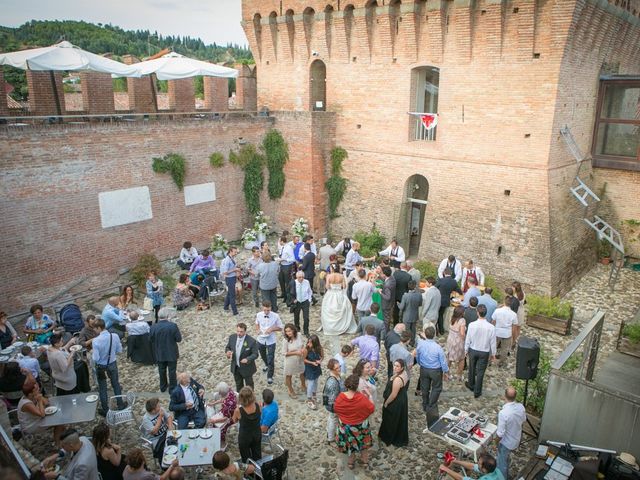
143, 297, 153, 311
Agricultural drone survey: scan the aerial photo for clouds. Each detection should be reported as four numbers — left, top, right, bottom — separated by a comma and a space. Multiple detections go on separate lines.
2, 0, 248, 46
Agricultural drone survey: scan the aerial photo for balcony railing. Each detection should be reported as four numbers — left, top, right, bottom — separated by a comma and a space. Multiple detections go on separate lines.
413, 115, 437, 141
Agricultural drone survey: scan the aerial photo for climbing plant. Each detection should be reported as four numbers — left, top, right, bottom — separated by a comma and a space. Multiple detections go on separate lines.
262, 129, 289, 200
326, 146, 348, 219
241, 145, 265, 214
209, 152, 225, 168
151, 153, 186, 190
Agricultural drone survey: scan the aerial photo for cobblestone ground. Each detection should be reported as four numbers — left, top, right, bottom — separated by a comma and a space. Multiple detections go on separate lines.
20, 261, 640, 479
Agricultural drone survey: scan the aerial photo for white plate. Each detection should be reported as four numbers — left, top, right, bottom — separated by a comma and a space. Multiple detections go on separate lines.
200, 429, 213, 439
13, 341, 24, 347
162, 453, 177, 464
169, 430, 182, 439
188, 430, 199, 439
69, 345, 83, 353
140, 310, 150, 315
165, 445, 178, 455
86, 394, 99, 403
45, 406, 58, 415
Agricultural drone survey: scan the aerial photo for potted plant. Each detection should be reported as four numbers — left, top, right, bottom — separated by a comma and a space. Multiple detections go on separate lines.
210, 234, 229, 258
291, 217, 309, 237
254, 211, 270, 243
597, 238, 612, 265
241, 228, 258, 250
526, 294, 574, 335
617, 320, 640, 358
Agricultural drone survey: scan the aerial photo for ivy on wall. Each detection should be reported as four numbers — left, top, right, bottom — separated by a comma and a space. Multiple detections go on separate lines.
262, 129, 289, 200
326, 146, 348, 219
152, 153, 186, 190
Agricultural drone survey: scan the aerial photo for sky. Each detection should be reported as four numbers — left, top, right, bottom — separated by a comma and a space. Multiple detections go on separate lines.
1, 0, 248, 46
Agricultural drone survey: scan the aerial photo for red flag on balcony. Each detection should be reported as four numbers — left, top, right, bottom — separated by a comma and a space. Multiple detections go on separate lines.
408, 112, 439, 130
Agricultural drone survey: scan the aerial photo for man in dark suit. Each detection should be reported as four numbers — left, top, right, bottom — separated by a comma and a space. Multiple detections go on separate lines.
149, 308, 182, 393
393, 263, 413, 324
384, 323, 406, 379
379, 266, 396, 330
225, 322, 259, 392
169, 372, 207, 429
398, 280, 423, 345
435, 268, 462, 335
300, 242, 317, 305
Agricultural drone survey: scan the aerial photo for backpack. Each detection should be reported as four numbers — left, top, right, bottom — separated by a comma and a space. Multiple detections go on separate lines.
59, 304, 83, 334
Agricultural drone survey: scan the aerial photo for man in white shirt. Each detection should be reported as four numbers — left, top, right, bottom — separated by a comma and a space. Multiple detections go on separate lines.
289, 270, 313, 336
277, 235, 296, 303
491, 296, 518, 367
438, 254, 463, 283
351, 269, 374, 320
379, 239, 406, 269
496, 387, 526, 480
464, 304, 496, 398
461, 259, 485, 292
255, 301, 283, 385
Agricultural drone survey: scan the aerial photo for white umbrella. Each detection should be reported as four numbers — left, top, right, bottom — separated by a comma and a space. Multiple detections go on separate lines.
124, 52, 237, 80
0, 41, 142, 77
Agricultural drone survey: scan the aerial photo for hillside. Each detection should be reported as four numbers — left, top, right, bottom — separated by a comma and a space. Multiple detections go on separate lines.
0, 20, 253, 100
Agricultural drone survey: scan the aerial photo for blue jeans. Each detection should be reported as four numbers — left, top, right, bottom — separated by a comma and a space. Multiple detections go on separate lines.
224, 276, 238, 314
95, 362, 122, 413
258, 342, 276, 379
497, 442, 512, 480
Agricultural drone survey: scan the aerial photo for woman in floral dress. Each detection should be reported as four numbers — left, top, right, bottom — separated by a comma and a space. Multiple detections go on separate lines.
446, 305, 466, 381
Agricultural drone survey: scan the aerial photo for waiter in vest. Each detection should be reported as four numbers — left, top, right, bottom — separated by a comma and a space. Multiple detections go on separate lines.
461, 259, 485, 293
438, 254, 463, 283
379, 239, 406, 269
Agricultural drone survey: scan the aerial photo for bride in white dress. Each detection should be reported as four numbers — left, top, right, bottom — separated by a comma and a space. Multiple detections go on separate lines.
320, 272, 357, 335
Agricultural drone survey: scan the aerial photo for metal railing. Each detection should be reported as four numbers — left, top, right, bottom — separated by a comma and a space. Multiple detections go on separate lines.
413, 116, 437, 141
552, 309, 605, 381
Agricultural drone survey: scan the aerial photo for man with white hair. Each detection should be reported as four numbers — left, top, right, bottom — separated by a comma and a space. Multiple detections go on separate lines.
169, 372, 207, 429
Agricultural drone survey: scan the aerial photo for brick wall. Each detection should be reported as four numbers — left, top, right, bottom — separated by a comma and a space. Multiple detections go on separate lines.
235, 64, 258, 111
26, 71, 66, 116
0, 117, 274, 312
168, 79, 195, 112
241, 0, 640, 294
203, 77, 229, 111
0, 71, 8, 117
81, 72, 116, 115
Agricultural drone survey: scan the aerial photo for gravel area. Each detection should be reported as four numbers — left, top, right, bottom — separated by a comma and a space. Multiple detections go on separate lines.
14, 260, 640, 479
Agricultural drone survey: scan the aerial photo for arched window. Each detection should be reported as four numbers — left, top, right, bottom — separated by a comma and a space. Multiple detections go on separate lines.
253, 13, 263, 60
410, 66, 440, 141
269, 12, 278, 60
310, 59, 327, 111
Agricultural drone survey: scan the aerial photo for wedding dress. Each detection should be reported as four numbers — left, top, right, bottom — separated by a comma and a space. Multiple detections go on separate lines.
320, 283, 357, 335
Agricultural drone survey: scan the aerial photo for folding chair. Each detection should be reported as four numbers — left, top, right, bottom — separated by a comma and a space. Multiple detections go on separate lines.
106, 392, 136, 441
249, 444, 289, 480
261, 419, 283, 453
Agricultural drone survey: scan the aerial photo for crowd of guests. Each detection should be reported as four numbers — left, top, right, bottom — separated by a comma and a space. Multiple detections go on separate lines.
0, 235, 531, 480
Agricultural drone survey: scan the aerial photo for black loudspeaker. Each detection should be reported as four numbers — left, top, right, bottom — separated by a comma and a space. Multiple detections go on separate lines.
516, 336, 540, 380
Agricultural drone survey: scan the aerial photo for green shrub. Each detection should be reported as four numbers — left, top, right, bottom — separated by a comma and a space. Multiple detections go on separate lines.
413, 260, 438, 280
527, 294, 572, 320
510, 349, 552, 416
354, 225, 386, 258
209, 152, 225, 168
241, 145, 265, 215
262, 129, 288, 200
152, 153, 186, 190
484, 275, 504, 303
622, 323, 640, 344
326, 147, 348, 219
130, 254, 163, 289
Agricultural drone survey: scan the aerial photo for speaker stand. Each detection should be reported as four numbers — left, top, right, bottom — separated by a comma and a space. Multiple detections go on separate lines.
522, 379, 539, 438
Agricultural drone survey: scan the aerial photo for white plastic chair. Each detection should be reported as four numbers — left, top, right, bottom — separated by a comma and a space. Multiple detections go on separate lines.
106, 392, 136, 440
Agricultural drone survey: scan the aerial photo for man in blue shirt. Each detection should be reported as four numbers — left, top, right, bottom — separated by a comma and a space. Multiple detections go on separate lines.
260, 388, 279, 433
415, 325, 449, 428
101, 297, 126, 338
438, 453, 505, 480
220, 247, 241, 315
92, 318, 124, 416
477, 287, 498, 322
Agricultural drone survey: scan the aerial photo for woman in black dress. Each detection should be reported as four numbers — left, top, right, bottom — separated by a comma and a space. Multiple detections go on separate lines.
378, 359, 409, 447
232, 386, 262, 462
93, 422, 126, 480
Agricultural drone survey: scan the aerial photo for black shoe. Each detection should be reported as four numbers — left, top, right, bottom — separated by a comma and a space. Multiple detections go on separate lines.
97, 409, 107, 417
464, 382, 475, 392
312, 299, 318, 306
262, 367, 268, 373
474, 393, 482, 398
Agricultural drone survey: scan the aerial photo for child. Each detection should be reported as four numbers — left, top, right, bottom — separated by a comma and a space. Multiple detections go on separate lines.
18, 346, 44, 393
303, 335, 324, 410
333, 344, 353, 376
260, 388, 279, 433
212, 450, 255, 477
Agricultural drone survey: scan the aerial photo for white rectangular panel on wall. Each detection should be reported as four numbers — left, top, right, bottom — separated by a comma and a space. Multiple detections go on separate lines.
99, 186, 153, 229
184, 182, 216, 206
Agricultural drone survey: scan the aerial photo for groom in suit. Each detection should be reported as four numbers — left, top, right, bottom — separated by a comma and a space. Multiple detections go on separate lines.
225, 323, 259, 392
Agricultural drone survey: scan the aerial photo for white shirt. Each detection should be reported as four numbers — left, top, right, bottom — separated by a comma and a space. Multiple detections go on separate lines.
464, 318, 496, 355
179, 247, 198, 264
255, 312, 284, 345
294, 279, 313, 303
351, 279, 374, 311
278, 243, 295, 265
344, 249, 362, 270
126, 320, 150, 336
333, 353, 347, 375
437, 258, 463, 282
335, 240, 350, 255
461, 266, 485, 286
319, 244, 336, 271
492, 306, 517, 339
379, 244, 406, 262
181, 384, 195, 405
235, 335, 245, 366
497, 401, 527, 450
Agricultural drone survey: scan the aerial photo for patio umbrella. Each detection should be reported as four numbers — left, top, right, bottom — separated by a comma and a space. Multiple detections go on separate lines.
0, 41, 142, 77
123, 52, 237, 80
